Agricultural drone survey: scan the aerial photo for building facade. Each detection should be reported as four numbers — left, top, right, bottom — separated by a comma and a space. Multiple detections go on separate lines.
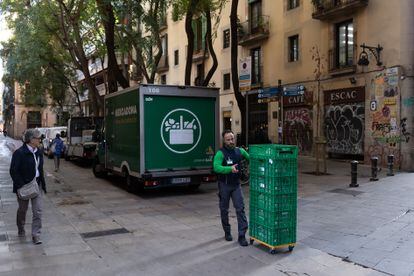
7, 82, 58, 138
155, 0, 414, 170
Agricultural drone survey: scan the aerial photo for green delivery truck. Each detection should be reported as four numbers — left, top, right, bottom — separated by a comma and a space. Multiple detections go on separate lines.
92, 84, 220, 191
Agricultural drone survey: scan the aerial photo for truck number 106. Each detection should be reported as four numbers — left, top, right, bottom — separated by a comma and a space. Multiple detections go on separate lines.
148, 87, 160, 93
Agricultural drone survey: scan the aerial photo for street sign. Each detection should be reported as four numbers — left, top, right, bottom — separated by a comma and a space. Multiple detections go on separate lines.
283, 85, 305, 96
258, 87, 280, 99
239, 57, 251, 92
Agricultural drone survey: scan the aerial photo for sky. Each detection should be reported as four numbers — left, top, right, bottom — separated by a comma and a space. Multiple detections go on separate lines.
0, 15, 12, 124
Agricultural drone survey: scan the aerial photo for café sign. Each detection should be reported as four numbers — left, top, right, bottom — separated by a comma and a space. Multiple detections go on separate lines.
283, 91, 313, 107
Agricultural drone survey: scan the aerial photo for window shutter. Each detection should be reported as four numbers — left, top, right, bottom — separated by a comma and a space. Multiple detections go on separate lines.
201, 16, 207, 50
192, 20, 197, 51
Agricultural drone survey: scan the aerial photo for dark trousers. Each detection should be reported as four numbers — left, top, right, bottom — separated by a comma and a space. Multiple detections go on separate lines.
16, 183, 42, 238
218, 181, 248, 237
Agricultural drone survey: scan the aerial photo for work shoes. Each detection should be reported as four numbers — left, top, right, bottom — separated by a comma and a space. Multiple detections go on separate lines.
238, 236, 248, 247
32, 236, 42, 245
224, 232, 233, 241
17, 229, 25, 237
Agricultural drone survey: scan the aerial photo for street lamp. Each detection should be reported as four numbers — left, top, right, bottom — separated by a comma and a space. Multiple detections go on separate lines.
357, 43, 383, 66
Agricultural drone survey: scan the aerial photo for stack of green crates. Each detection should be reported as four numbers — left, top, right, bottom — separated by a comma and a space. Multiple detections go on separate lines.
249, 144, 298, 250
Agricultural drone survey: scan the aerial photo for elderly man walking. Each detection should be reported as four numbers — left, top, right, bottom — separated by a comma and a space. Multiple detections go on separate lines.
10, 129, 47, 244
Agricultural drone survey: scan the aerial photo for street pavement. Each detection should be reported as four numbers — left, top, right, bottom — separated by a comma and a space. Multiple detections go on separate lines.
0, 135, 413, 275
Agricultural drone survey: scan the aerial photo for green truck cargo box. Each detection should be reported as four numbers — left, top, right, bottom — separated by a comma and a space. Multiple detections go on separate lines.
93, 84, 219, 189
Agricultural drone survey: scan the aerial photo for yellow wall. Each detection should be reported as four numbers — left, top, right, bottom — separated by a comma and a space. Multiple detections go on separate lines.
157, 0, 414, 169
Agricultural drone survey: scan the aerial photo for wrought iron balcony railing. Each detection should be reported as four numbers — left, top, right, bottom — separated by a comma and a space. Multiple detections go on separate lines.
312, 0, 368, 20
238, 15, 270, 46
156, 55, 169, 72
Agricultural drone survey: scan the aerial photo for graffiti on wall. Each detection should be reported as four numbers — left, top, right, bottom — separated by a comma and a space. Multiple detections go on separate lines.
367, 143, 402, 167
401, 118, 410, 143
324, 103, 365, 155
284, 108, 313, 154
369, 69, 409, 149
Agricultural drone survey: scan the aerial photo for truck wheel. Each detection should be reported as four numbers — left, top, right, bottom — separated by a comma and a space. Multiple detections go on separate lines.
124, 170, 138, 193
92, 158, 107, 178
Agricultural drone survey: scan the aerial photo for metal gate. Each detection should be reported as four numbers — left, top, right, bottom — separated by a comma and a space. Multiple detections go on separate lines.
324, 87, 365, 156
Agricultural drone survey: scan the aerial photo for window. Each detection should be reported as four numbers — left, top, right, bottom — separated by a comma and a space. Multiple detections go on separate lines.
161, 74, 167, 84
193, 17, 206, 52
223, 73, 231, 90
251, 47, 261, 85
174, 50, 179, 66
159, 5, 167, 27
223, 29, 230, 49
288, 0, 299, 10
336, 20, 354, 68
249, 0, 262, 32
195, 64, 204, 86
288, 35, 299, 62
161, 35, 168, 57
27, 111, 41, 129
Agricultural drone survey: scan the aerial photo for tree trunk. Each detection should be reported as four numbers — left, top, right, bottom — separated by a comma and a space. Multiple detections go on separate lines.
55, 0, 102, 116
230, 0, 246, 144
96, 0, 129, 93
185, 0, 198, 85
202, 7, 218, 86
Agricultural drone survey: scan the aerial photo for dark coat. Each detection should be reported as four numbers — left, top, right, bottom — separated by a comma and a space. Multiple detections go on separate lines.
10, 144, 47, 194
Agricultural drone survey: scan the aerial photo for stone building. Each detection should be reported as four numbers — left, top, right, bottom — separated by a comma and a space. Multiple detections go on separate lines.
7, 82, 58, 138
156, 0, 414, 170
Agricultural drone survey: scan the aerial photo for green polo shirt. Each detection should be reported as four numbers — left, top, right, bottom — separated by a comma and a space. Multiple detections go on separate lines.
213, 147, 249, 174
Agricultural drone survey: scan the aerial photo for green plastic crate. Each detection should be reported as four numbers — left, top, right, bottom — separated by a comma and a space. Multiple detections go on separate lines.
249, 223, 296, 246
250, 191, 296, 211
249, 144, 298, 159
249, 207, 296, 229
250, 158, 297, 178
250, 176, 297, 195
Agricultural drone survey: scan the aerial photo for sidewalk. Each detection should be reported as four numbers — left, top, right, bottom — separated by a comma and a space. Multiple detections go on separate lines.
1, 137, 411, 275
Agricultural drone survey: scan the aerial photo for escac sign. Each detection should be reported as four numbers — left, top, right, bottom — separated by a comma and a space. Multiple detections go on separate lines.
324, 87, 365, 105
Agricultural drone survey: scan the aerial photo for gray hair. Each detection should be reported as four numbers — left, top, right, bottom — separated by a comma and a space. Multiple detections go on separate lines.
23, 128, 41, 143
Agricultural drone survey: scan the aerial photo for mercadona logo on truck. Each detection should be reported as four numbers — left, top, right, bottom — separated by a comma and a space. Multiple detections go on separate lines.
161, 109, 201, 154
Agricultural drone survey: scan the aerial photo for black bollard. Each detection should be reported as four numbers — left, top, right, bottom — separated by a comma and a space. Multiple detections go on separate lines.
350, 160, 359, 187
387, 154, 395, 176
370, 157, 379, 181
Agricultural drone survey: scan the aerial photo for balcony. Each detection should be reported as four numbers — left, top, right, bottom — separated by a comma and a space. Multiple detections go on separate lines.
312, 0, 369, 20
238, 15, 270, 47
156, 55, 169, 72
192, 49, 209, 63
159, 16, 167, 31
328, 49, 356, 76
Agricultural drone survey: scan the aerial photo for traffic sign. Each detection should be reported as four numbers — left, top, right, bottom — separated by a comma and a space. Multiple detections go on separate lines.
283, 85, 305, 96
258, 87, 280, 98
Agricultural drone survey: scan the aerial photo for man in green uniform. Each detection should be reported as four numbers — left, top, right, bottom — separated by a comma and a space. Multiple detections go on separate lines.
213, 130, 249, 246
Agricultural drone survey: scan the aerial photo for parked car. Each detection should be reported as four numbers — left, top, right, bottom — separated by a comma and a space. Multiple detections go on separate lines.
42, 126, 67, 158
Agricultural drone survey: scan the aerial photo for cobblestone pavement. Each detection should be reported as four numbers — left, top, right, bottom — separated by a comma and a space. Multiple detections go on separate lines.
1, 136, 412, 275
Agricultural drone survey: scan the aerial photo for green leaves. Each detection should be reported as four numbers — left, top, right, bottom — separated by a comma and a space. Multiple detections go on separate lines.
0, 0, 74, 107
